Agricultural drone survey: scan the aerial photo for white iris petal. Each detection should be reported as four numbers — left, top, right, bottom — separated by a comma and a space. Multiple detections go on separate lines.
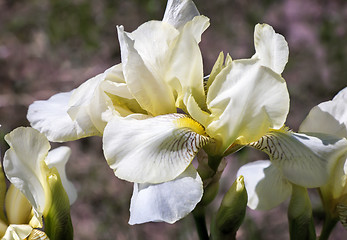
252, 23, 289, 74
300, 86, 347, 139
103, 114, 209, 184
129, 165, 203, 224
237, 160, 292, 210
27, 91, 100, 142
251, 131, 347, 188
162, 0, 200, 30
206, 59, 289, 153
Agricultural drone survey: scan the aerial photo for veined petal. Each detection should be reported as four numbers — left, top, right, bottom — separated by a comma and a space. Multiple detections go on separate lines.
252, 24, 289, 74
206, 59, 289, 154
167, 16, 209, 110
103, 114, 209, 184
250, 130, 347, 188
45, 147, 77, 205
237, 160, 292, 210
117, 25, 176, 115
3, 127, 49, 218
299, 87, 347, 139
337, 200, 347, 229
129, 165, 203, 224
2, 224, 32, 240
27, 91, 100, 142
162, 0, 200, 30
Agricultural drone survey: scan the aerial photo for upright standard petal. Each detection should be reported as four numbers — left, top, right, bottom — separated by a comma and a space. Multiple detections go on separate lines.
117, 25, 177, 115
129, 165, 203, 224
45, 147, 77, 205
27, 91, 100, 142
167, 16, 209, 110
3, 127, 49, 217
206, 59, 289, 154
299, 86, 347, 139
252, 24, 289, 74
162, 0, 200, 29
250, 130, 347, 188
237, 160, 292, 210
103, 114, 209, 184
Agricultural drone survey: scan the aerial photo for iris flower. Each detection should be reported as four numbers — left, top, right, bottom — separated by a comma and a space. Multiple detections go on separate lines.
300, 86, 347, 229
27, 0, 290, 224
1, 127, 77, 239
238, 87, 347, 212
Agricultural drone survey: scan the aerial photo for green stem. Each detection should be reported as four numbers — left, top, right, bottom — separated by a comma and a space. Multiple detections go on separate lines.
207, 155, 223, 173
318, 215, 338, 240
192, 205, 209, 240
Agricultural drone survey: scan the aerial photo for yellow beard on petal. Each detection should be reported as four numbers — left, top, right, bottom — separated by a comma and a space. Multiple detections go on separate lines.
174, 117, 207, 136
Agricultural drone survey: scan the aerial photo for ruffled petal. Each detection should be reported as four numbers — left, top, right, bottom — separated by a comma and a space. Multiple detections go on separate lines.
167, 16, 209, 110
129, 165, 203, 224
67, 70, 108, 133
252, 24, 289, 74
27, 91, 100, 142
162, 0, 200, 29
102, 63, 132, 99
3, 127, 49, 217
103, 114, 209, 184
117, 25, 176, 115
206, 59, 289, 153
299, 86, 347, 139
237, 160, 292, 210
2, 224, 32, 240
250, 130, 347, 188
45, 146, 77, 205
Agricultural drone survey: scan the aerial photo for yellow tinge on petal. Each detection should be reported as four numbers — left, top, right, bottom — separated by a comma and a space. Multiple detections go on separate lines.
173, 117, 207, 136
5, 185, 32, 226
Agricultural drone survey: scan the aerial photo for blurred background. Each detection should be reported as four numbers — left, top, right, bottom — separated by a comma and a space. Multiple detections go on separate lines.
1, 0, 347, 239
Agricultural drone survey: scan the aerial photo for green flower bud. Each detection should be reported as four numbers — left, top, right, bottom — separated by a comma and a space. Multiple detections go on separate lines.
288, 185, 316, 240
211, 175, 247, 240
43, 167, 73, 240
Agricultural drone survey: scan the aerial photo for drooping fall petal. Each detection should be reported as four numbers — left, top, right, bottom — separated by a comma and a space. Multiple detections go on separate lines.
129, 165, 203, 224
103, 114, 209, 184
237, 160, 292, 210
250, 130, 347, 188
27, 91, 100, 142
